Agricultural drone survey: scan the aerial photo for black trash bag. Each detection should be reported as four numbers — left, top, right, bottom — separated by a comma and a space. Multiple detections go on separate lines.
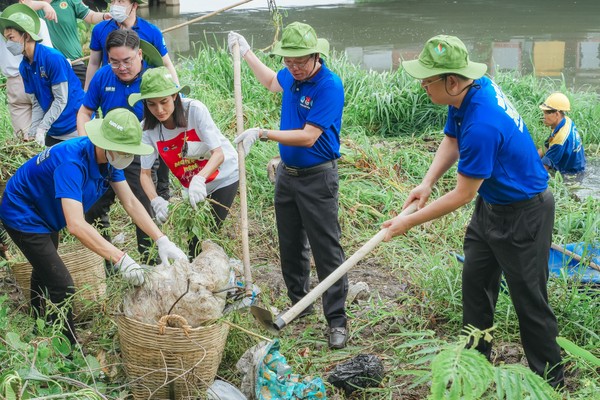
327, 354, 385, 394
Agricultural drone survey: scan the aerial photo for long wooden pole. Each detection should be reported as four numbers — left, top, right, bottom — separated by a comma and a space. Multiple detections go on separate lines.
71, 0, 254, 64
551, 243, 600, 272
252, 201, 419, 333
232, 41, 253, 297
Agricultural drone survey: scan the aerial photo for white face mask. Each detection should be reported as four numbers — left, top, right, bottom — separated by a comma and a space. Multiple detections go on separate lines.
106, 150, 134, 170
110, 5, 129, 23
6, 39, 24, 56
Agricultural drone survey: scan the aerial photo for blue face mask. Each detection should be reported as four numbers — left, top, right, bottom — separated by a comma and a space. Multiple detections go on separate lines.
6, 39, 24, 56
110, 5, 129, 23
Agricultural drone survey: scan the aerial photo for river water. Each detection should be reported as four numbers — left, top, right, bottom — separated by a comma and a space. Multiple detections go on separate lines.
136, 0, 600, 198
102, 0, 599, 199
134, 0, 600, 93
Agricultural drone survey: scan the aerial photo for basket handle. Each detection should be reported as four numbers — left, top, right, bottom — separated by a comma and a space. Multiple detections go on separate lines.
158, 314, 192, 337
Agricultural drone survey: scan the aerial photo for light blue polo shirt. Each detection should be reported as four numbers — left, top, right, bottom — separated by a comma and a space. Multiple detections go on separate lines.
20, 43, 85, 136
276, 60, 344, 168
83, 62, 148, 120
0, 137, 125, 234
444, 76, 548, 205
90, 18, 168, 67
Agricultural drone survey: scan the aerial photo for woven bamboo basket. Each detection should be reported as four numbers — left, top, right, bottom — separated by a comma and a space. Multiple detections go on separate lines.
11, 241, 106, 319
117, 314, 229, 400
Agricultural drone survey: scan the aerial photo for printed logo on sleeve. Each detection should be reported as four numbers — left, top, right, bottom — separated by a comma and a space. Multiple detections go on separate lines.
37, 148, 51, 165
300, 95, 312, 109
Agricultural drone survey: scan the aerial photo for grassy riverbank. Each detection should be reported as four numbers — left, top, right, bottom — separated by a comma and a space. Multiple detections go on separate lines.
0, 48, 598, 399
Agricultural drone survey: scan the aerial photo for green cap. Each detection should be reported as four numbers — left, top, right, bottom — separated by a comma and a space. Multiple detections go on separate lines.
401, 35, 487, 80
140, 39, 163, 68
0, 4, 42, 42
86, 108, 154, 155
128, 66, 190, 106
270, 21, 329, 58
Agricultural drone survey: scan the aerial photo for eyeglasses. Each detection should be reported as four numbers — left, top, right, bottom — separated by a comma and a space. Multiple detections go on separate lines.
543, 109, 557, 115
109, 59, 135, 69
282, 56, 314, 69
420, 77, 443, 88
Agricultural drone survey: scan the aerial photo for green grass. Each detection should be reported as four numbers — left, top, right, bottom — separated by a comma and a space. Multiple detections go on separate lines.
0, 46, 599, 399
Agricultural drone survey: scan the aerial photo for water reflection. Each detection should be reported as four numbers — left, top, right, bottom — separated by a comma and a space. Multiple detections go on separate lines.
568, 158, 600, 201
132, 0, 600, 92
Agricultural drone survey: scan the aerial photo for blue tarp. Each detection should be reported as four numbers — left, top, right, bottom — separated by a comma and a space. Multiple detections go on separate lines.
454, 242, 600, 284
548, 243, 600, 284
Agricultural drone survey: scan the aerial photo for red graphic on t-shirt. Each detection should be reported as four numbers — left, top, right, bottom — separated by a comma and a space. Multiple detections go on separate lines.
156, 128, 218, 188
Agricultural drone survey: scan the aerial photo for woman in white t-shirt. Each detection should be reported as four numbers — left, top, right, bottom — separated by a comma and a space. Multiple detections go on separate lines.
130, 67, 239, 257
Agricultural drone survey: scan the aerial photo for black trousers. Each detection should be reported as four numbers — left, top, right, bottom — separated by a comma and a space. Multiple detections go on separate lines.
85, 156, 155, 263
71, 62, 87, 89
3, 225, 77, 344
274, 161, 347, 328
188, 180, 239, 257
463, 190, 564, 387
156, 157, 171, 200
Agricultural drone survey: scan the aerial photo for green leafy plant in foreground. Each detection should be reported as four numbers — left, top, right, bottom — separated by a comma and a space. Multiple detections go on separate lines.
0, 295, 106, 399
402, 326, 560, 400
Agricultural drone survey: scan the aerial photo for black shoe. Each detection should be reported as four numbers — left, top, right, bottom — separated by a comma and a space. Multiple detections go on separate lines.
328, 327, 348, 349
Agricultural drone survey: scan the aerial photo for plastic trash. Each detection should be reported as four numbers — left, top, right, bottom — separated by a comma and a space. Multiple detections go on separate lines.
236, 339, 326, 399
207, 379, 247, 400
327, 353, 385, 394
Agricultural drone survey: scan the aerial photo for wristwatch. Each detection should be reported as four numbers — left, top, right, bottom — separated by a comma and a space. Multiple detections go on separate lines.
259, 128, 269, 142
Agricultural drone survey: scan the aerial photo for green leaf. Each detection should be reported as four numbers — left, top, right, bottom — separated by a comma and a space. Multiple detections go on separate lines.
430, 347, 494, 399
557, 336, 600, 367
5, 331, 27, 350
36, 318, 46, 333
3, 384, 16, 400
494, 364, 559, 400
37, 344, 51, 361
20, 367, 51, 382
52, 336, 72, 357
84, 354, 103, 378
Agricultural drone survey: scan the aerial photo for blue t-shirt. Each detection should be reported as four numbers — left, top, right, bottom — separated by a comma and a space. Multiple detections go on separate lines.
90, 18, 168, 67
20, 43, 85, 136
542, 116, 586, 174
444, 76, 548, 205
276, 60, 344, 168
0, 137, 125, 234
83, 62, 148, 120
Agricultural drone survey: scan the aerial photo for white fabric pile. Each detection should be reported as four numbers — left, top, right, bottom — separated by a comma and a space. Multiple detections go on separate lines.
123, 240, 232, 326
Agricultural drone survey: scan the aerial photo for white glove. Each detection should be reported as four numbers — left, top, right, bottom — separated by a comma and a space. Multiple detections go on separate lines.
228, 31, 251, 57
151, 197, 169, 224
181, 187, 189, 200
184, 141, 210, 160
35, 127, 46, 146
233, 127, 260, 157
156, 235, 187, 266
117, 253, 145, 286
188, 175, 207, 210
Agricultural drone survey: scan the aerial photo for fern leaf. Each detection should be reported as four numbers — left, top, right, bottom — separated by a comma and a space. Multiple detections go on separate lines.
495, 364, 559, 400
430, 347, 493, 399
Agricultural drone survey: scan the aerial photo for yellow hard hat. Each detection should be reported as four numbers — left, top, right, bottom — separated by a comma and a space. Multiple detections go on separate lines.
539, 92, 570, 112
